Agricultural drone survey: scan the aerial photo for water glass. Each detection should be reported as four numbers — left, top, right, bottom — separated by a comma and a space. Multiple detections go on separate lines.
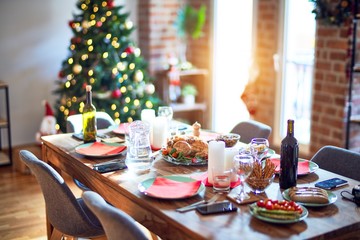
233, 153, 254, 201
212, 168, 232, 193
126, 121, 152, 171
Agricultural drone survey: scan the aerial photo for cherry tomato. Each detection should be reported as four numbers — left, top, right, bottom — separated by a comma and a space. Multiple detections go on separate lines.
162, 149, 169, 155
172, 152, 178, 158
257, 200, 266, 208
265, 201, 274, 210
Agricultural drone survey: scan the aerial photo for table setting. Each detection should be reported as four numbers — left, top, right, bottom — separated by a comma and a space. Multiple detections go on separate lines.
40, 112, 360, 240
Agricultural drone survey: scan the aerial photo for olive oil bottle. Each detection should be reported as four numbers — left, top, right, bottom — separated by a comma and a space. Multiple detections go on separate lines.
83, 85, 97, 143
279, 119, 299, 189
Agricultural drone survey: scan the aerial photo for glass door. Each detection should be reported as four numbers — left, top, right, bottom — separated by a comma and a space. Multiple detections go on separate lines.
277, 0, 316, 145
212, 0, 254, 133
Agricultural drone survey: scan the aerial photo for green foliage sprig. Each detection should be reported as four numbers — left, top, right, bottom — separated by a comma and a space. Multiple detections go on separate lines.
310, 0, 353, 26
174, 4, 206, 39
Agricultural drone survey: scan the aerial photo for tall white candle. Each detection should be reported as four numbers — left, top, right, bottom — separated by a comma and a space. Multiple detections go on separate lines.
225, 147, 239, 182
152, 116, 168, 149
207, 141, 225, 184
141, 109, 156, 144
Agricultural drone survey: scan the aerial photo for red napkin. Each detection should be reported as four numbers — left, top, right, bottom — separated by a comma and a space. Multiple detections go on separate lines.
77, 142, 127, 156
191, 172, 241, 189
269, 158, 310, 175
113, 123, 129, 135
145, 177, 202, 198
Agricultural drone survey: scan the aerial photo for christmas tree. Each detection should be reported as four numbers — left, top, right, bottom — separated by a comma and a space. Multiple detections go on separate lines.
54, 0, 161, 133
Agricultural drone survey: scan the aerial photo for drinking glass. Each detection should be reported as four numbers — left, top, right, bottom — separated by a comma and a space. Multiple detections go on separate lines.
250, 138, 269, 162
233, 154, 254, 201
158, 106, 174, 134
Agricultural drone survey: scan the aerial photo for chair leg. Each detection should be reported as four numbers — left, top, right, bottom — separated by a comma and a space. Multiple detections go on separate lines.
49, 228, 64, 240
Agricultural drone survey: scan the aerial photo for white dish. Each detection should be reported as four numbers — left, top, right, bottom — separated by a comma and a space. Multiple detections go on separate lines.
282, 188, 337, 207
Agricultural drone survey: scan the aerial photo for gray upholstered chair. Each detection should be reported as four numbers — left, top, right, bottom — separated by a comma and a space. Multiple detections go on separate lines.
310, 145, 360, 181
82, 191, 153, 240
66, 111, 116, 133
19, 150, 104, 239
230, 119, 272, 144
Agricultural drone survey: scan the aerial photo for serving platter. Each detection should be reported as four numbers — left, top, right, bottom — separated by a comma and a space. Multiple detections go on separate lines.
162, 155, 208, 166
282, 188, 337, 207
249, 203, 308, 224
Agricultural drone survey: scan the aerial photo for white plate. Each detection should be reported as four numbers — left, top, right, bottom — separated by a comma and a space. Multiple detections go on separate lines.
138, 175, 205, 199
75, 142, 126, 158
282, 188, 337, 207
249, 203, 308, 224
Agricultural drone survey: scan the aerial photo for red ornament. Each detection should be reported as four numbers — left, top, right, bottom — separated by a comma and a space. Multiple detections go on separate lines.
71, 37, 82, 44
111, 89, 121, 98
107, 0, 114, 8
68, 20, 75, 28
58, 71, 64, 78
124, 46, 134, 54
96, 21, 102, 27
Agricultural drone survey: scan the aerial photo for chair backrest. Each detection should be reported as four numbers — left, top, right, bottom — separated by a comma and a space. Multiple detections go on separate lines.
19, 150, 104, 238
310, 145, 360, 181
230, 119, 272, 144
82, 191, 148, 240
66, 111, 116, 133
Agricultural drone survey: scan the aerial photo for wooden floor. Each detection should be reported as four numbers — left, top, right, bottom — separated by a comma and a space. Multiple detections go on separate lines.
0, 165, 83, 240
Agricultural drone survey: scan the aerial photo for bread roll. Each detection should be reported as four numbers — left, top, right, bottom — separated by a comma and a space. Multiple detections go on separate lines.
288, 187, 329, 204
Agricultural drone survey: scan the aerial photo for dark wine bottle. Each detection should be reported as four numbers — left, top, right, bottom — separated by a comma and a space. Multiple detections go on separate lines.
279, 119, 299, 189
83, 85, 97, 143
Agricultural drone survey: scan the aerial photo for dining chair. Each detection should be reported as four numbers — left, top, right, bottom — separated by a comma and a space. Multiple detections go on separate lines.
19, 150, 105, 239
310, 145, 360, 181
230, 119, 272, 143
82, 191, 157, 240
66, 111, 116, 133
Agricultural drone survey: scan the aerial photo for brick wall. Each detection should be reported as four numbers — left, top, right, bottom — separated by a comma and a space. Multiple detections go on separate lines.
137, 1, 359, 156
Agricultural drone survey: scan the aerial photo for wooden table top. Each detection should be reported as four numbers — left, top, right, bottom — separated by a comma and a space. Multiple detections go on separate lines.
41, 133, 360, 240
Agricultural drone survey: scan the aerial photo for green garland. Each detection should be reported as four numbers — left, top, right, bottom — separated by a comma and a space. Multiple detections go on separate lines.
310, 0, 353, 25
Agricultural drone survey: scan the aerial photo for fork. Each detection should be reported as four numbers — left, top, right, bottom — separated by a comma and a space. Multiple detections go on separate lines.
176, 194, 219, 213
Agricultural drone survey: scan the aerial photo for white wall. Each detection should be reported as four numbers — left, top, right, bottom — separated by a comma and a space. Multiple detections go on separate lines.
0, 0, 137, 146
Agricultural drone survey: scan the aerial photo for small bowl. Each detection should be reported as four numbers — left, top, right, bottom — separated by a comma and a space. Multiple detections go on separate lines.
245, 174, 275, 194
216, 133, 240, 147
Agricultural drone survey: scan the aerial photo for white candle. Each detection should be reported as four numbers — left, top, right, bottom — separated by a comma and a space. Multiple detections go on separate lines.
207, 141, 225, 184
225, 147, 239, 170
152, 116, 168, 149
141, 109, 156, 144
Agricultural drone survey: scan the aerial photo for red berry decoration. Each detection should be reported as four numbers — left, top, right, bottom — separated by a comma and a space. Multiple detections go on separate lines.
124, 46, 134, 54
111, 89, 121, 98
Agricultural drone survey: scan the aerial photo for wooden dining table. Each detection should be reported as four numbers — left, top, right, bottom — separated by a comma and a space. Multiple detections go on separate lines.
41, 132, 360, 240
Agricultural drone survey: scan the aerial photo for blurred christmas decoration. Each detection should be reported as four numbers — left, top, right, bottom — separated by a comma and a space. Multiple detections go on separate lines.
174, 4, 206, 69
310, 0, 353, 26
36, 100, 58, 144
54, 0, 161, 132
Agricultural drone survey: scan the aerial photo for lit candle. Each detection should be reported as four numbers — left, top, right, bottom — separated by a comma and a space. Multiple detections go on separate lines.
207, 141, 225, 184
152, 116, 168, 149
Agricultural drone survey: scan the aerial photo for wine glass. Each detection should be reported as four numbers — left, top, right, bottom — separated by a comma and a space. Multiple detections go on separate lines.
233, 153, 254, 201
158, 106, 174, 134
250, 138, 269, 162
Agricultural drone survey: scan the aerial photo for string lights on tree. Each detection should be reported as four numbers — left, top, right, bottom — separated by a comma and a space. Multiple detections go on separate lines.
54, 0, 161, 132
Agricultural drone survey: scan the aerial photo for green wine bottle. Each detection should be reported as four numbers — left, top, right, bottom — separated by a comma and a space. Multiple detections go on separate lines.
279, 119, 299, 189
83, 85, 97, 143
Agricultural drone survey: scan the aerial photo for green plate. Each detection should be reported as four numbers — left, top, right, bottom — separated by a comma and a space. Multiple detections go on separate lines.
249, 203, 308, 224
75, 142, 126, 158
282, 188, 337, 207
138, 175, 205, 199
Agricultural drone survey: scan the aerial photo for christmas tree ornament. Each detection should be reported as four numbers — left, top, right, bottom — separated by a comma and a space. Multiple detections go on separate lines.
73, 64, 82, 74
134, 70, 144, 82
124, 20, 133, 30
145, 84, 155, 95
134, 48, 141, 57
111, 89, 121, 98
82, 20, 90, 29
